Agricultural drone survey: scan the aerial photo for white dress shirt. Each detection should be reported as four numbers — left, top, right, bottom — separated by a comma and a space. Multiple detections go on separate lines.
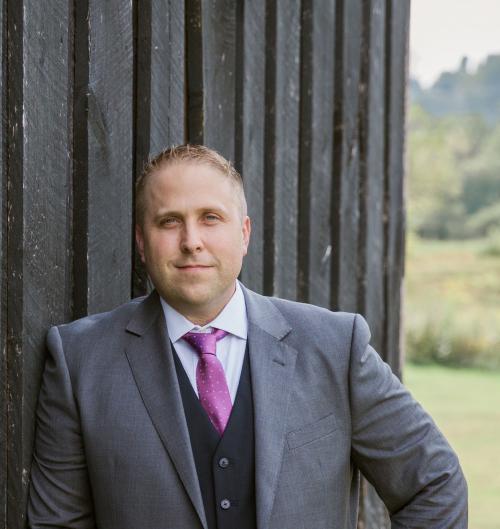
160, 281, 248, 404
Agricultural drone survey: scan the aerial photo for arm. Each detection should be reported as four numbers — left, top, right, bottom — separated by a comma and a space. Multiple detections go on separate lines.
28, 326, 96, 529
349, 314, 467, 529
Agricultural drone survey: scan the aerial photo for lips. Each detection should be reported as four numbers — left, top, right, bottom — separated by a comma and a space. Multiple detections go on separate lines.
175, 264, 213, 270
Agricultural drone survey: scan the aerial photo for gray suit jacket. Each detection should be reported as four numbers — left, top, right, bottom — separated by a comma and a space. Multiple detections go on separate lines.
28, 285, 467, 529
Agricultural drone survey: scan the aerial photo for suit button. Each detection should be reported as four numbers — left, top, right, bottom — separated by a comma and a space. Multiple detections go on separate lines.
220, 499, 231, 510
218, 457, 230, 468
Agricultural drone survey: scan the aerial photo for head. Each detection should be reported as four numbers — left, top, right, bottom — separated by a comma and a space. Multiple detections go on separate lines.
135, 145, 251, 325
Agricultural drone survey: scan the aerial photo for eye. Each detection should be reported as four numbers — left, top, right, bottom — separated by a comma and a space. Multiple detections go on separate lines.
159, 217, 180, 227
204, 213, 220, 222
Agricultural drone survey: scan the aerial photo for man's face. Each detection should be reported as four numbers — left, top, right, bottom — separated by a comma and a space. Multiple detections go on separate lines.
136, 162, 251, 324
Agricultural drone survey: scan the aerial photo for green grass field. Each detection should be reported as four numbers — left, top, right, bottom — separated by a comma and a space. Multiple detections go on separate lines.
404, 364, 500, 529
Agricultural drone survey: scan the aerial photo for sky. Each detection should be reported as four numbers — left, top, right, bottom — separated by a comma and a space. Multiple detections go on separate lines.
410, 0, 500, 87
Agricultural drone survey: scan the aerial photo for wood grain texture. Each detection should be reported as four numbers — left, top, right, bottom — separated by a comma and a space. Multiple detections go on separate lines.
74, 0, 134, 316
384, 0, 410, 378
298, 0, 335, 307
5, 1, 26, 526
186, 0, 238, 158
0, 0, 5, 524
185, 0, 204, 144
331, 0, 363, 313
201, 0, 237, 159
358, 0, 386, 355
5, 2, 72, 527
263, 0, 301, 300
237, 0, 266, 293
135, 0, 185, 163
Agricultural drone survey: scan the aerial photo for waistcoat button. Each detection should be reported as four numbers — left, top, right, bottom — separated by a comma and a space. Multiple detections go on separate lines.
220, 498, 231, 510
218, 457, 230, 468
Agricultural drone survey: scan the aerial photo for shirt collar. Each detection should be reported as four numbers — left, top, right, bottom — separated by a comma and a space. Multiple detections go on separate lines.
160, 281, 248, 343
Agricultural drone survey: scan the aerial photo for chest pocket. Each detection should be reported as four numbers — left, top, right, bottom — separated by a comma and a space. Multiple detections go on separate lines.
286, 413, 339, 450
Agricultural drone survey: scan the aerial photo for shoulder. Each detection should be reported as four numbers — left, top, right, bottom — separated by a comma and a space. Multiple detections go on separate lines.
48, 295, 148, 349
241, 283, 369, 346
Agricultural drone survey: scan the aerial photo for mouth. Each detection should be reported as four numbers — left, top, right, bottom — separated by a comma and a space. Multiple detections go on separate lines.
175, 264, 213, 271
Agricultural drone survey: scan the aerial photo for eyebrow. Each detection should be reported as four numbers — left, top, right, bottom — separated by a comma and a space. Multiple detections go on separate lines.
152, 205, 229, 220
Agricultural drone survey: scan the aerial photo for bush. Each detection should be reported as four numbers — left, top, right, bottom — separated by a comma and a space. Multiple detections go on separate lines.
406, 321, 500, 370
466, 201, 500, 238
480, 228, 500, 257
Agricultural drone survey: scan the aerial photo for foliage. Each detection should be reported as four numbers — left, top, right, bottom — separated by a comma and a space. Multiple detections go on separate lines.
406, 321, 500, 369
480, 228, 500, 257
408, 54, 500, 240
466, 203, 500, 238
407, 104, 500, 239
404, 234, 500, 370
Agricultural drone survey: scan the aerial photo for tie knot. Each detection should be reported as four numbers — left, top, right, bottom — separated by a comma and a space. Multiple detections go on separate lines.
182, 328, 228, 356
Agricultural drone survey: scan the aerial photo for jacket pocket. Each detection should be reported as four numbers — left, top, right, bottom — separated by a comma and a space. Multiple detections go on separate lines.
286, 413, 339, 450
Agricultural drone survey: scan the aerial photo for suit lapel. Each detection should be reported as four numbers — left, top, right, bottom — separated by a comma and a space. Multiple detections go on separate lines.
243, 287, 298, 529
124, 292, 207, 529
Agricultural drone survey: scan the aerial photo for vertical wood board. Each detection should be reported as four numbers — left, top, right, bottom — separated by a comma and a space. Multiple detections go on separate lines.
237, 0, 266, 293
201, 0, 237, 160
85, 0, 134, 314
5, 0, 25, 526
0, 0, 5, 523
298, 0, 336, 307
331, 0, 363, 312
384, 0, 409, 376
6, 3, 73, 528
358, 0, 386, 354
264, 0, 301, 300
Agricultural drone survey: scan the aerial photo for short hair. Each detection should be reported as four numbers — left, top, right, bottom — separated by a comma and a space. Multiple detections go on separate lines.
135, 144, 246, 225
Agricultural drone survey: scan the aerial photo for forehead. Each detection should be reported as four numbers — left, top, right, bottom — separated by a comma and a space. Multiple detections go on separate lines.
144, 161, 239, 209
150, 161, 232, 187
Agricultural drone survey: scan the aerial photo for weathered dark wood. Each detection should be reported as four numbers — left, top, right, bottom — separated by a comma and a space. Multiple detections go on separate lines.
237, 0, 266, 293
358, 0, 386, 355
331, 0, 363, 313
297, 0, 336, 307
263, 0, 301, 300
5, 2, 26, 527
133, 0, 185, 297
151, 0, 185, 151
186, 0, 237, 159
0, 0, 6, 523
185, 0, 204, 144
384, 0, 410, 379
6, 2, 73, 528
74, 0, 134, 316
135, 0, 185, 168
202, 0, 237, 158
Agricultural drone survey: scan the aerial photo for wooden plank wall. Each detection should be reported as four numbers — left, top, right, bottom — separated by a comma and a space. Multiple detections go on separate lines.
0, 1, 410, 528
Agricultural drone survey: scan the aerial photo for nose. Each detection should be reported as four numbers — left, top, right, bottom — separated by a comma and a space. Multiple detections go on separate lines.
180, 221, 203, 254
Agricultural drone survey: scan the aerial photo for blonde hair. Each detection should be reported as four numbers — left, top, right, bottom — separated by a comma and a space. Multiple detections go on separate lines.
136, 144, 246, 225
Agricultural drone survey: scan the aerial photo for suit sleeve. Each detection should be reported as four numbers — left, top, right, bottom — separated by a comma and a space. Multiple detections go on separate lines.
349, 314, 468, 529
28, 326, 96, 529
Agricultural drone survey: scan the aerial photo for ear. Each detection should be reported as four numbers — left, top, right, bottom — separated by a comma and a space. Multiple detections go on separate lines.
135, 224, 146, 263
241, 216, 251, 256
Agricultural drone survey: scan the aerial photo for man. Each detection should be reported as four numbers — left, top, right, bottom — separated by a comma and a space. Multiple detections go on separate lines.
28, 144, 467, 529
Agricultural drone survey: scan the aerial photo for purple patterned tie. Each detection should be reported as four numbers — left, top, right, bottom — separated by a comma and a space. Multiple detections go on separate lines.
182, 328, 232, 435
